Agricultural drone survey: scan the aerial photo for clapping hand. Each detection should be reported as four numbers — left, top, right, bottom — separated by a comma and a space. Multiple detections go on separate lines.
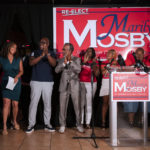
41, 51, 45, 57
64, 51, 72, 64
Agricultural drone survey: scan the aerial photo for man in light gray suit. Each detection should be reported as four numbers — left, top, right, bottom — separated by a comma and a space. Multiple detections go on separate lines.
55, 43, 84, 133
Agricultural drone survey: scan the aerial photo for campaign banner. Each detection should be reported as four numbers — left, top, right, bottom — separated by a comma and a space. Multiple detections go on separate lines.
111, 72, 150, 101
53, 7, 150, 59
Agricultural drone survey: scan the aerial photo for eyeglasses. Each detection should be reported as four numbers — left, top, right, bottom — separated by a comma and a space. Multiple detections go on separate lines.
62, 48, 70, 51
40, 41, 47, 45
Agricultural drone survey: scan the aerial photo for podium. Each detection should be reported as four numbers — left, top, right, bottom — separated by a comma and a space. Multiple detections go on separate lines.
109, 67, 150, 146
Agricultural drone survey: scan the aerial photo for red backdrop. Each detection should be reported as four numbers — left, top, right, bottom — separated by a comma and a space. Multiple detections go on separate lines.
53, 7, 150, 59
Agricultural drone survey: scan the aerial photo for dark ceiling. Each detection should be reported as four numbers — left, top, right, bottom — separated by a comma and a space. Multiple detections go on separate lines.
0, 0, 150, 6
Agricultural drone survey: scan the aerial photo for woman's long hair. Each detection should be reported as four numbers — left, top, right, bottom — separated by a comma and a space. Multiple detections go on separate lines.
0, 41, 19, 58
107, 49, 117, 59
86, 47, 96, 59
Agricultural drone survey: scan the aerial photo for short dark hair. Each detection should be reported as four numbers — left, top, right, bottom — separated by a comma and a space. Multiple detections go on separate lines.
64, 43, 74, 52
135, 47, 144, 54
40, 37, 49, 44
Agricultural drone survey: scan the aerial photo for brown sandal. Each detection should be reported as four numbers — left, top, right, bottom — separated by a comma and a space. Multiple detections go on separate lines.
2, 129, 8, 135
14, 123, 20, 130
12, 121, 20, 130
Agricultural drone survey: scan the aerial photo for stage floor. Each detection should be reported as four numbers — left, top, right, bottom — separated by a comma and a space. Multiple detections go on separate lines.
0, 127, 150, 150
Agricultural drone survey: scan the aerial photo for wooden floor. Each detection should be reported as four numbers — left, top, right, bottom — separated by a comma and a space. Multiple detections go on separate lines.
0, 127, 150, 150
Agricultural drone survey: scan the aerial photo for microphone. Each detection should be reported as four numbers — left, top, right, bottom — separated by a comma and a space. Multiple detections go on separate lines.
132, 52, 141, 68
133, 52, 149, 73
132, 52, 138, 62
110, 58, 115, 64
79, 50, 85, 58
90, 62, 97, 68
105, 58, 114, 71
64, 55, 68, 69
135, 60, 149, 73
117, 54, 126, 66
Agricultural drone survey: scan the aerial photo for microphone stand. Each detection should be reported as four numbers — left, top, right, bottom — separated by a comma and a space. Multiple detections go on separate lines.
73, 63, 109, 148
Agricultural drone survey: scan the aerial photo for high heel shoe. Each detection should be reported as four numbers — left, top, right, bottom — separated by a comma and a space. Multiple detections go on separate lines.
129, 121, 134, 128
11, 121, 20, 130
2, 129, 8, 135
14, 123, 20, 130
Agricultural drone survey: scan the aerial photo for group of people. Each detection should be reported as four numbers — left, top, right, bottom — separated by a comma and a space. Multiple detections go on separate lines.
0, 37, 150, 135
124, 48, 150, 127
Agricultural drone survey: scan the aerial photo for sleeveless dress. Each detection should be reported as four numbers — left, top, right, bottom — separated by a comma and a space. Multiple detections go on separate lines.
0, 57, 21, 101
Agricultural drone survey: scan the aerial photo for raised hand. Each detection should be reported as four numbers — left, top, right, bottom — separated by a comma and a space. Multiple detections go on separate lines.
83, 53, 89, 63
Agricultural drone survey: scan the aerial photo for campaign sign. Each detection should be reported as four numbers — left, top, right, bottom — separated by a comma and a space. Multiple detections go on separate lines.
53, 7, 150, 58
111, 72, 150, 101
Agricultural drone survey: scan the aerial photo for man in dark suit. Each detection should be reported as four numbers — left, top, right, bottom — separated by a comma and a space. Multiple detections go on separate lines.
55, 43, 84, 133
